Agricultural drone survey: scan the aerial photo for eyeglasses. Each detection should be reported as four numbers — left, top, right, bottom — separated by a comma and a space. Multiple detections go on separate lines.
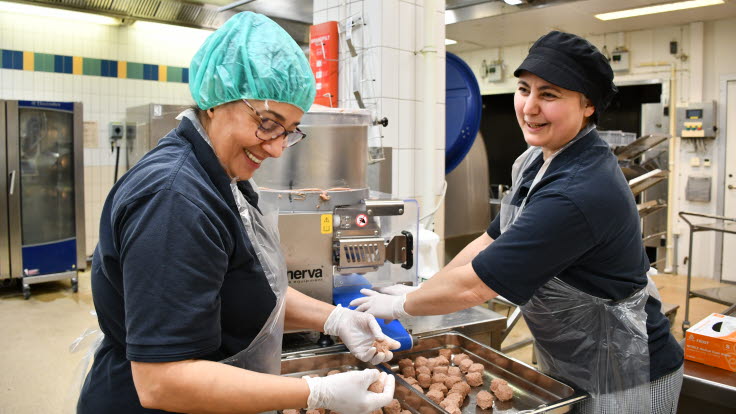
242, 99, 306, 148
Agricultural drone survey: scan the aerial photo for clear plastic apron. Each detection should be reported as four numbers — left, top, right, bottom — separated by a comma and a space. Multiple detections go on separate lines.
219, 177, 287, 377
499, 130, 651, 412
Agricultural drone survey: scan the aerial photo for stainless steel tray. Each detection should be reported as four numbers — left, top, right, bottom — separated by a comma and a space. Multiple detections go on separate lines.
281, 350, 443, 414
382, 332, 586, 414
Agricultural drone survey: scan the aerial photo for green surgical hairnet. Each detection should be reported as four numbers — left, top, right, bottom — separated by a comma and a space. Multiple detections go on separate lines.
189, 12, 316, 113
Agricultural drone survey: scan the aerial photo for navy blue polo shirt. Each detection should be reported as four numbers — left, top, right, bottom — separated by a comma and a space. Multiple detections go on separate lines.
471, 128, 683, 381
78, 118, 276, 413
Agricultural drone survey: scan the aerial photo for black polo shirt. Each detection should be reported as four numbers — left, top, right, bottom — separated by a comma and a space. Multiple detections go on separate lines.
78, 118, 276, 413
471, 128, 683, 381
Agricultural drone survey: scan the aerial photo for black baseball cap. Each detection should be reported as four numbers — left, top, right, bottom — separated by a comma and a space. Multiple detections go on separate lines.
514, 31, 617, 123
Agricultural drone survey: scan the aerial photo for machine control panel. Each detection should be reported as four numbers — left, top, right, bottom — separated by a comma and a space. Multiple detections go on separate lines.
676, 102, 716, 138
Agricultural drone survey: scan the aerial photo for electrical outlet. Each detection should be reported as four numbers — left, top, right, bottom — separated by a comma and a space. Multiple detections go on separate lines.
690, 157, 701, 167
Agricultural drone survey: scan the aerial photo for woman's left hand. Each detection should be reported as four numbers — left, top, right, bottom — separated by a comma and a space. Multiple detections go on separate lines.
323, 305, 400, 365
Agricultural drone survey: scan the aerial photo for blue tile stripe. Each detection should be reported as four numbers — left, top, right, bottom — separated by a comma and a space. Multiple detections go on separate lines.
2, 49, 23, 70
0, 48, 187, 83
54, 55, 73, 74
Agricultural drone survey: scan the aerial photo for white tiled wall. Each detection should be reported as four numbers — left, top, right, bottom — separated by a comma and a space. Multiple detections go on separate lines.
314, 0, 447, 217
0, 12, 211, 256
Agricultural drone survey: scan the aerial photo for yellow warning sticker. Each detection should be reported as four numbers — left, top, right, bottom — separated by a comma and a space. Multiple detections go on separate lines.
320, 214, 333, 234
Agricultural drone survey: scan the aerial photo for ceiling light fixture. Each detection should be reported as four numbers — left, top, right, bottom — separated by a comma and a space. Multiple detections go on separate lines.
0, 1, 119, 25
445, 39, 458, 45
503, 0, 525, 5
595, 0, 724, 21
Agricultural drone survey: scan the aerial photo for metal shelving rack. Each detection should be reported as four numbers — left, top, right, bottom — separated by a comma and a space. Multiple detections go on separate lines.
679, 211, 736, 332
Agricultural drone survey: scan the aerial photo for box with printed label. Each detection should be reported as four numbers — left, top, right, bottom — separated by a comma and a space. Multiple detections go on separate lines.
684, 313, 736, 372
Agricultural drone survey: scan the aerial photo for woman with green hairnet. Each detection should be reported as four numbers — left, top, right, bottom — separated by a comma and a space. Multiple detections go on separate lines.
78, 12, 396, 414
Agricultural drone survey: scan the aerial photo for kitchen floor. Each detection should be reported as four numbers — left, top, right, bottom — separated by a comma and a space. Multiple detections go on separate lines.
0, 272, 732, 413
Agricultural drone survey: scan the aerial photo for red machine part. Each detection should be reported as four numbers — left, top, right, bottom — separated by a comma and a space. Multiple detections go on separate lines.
309, 21, 339, 107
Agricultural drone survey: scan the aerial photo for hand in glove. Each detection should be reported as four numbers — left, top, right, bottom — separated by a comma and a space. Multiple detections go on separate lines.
374, 284, 420, 296
304, 370, 395, 414
349, 289, 411, 322
324, 305, 400, 364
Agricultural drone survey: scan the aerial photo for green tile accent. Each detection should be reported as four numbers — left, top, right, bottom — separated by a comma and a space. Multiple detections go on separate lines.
34, 53, 54, 72
166, 66, 183, 83
127, 62, 144, 79
82, 58, 101, 76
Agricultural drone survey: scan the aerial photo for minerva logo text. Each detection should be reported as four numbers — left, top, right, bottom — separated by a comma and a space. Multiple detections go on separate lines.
288, 268, 323, 280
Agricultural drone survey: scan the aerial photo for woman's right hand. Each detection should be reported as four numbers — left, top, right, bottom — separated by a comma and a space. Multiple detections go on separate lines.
303, 369, 395, 414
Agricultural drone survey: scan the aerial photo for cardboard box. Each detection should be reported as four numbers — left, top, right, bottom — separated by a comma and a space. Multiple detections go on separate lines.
684, 313, 736, 372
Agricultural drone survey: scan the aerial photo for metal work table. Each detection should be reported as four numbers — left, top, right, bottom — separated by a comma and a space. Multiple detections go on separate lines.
400, 305, 507, 350
679, 212, 736, 332
678, 303, 736, 413
282, 305, 507, 356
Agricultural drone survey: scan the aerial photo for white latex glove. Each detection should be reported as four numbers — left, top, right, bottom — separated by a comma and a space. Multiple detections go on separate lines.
349, 289, 411, 322
324, 305, 400, 364
304, 370, 395, 414
374, 284, 420, 296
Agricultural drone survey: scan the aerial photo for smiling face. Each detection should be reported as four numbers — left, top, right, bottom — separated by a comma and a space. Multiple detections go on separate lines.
514, 72, 595, 159
203, 100, 304, 180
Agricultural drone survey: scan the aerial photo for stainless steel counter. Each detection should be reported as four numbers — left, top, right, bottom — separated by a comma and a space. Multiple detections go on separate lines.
282, 305, 507, 355
400, 305, 507, 349
678, 303, 736, 413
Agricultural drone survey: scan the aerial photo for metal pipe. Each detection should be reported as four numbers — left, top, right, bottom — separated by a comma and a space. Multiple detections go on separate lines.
666, 65, 677, 273
421, 0, 438, 228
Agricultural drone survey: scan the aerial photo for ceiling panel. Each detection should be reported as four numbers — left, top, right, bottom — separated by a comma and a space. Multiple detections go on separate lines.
446, 0, 736, 51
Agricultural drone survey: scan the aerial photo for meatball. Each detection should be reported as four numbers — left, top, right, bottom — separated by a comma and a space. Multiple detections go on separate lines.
452, 353, 470, 366
476, 390, 495, 410
438, 348, 453, 360
383, 399, 401, 414
373, 339, 390, 353
467, 363, 484, 374
435, 355, 450, 366
368, 377, 384, 393
459, 359, 473, 373
417, 372, 432, 388
466, 372, 483, 387
431, 373, 447, 385
414, 356, 429, 367
398, 358, 413, 370
403, 376, 418, 386
494, 383, 514, 402
426, 389, 444, 404
444, 392, 465, 406
444, 375, 463, 389
449, 381, 470, 398
400, 366, 416, 378
447, 366, 461, 377
428, 382, 448, 395
432, 365, 448, 376
490, 378, 508, 394
415, 365, 431, 376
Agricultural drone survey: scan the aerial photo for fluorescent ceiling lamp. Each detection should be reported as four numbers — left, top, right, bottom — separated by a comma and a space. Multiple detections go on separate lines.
504, 0, 524, 5
595, 0, 724, 21
445, 39, 458, 45
0, 1, 119, 25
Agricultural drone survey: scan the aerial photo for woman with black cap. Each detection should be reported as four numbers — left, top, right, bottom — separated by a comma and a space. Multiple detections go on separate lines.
351, 31, 684, 413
